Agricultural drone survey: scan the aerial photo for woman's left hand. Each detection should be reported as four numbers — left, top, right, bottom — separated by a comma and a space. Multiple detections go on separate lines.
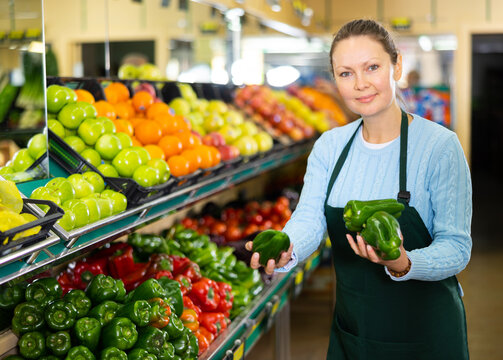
346, 233, 409, 273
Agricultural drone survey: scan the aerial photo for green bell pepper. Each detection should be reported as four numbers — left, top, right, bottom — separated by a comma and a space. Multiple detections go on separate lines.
116, 300, 151, 327
0, 283, 26, 310
88, 300, 120, 327
173, 228, 198, 242
343, 199, 405, 232
188, 244, 217, 267
65, 345, 96, 360
12, 301, 45, 335
127, 279, 166, 303
231, 285, 252, 308
249, 282, 264, 297
46, 330, 71, 357
135, 326, 175, 360
361, 211, 402, 260
206, 262, 238, 282
39, 356, 59, 360
233, 260, 249, 275
127, 348, 158, 360
223, 254, 237, 270
216, 246, 234, 264
128, 233, 163, 261
100, 347, 128, 360
25, 278, 62, 309
171, 327, 189, 356
156, 277, 183, 317
64, 289, 92, 318
18, 331, 46, 359
184, 332, 199, 359
74, 316, 101, 351
164, 313, 184, 339
45, 299, 77, 330
238, 267, 261, 290
252, 230, 290, 266
101, 317, 138, 351
85, 274, 126, 305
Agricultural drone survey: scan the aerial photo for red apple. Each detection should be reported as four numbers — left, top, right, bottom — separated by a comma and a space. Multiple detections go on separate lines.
218, 145, 240, 161
135, 83, 156, 98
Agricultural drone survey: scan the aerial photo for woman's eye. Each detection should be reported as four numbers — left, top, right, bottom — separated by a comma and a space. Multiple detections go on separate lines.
368, 64, 379, 71
339, 72, 351, 78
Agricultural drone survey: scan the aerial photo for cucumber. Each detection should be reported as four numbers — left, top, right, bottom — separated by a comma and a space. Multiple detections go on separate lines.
252, 229, 290, 266
0, 83, 19, 123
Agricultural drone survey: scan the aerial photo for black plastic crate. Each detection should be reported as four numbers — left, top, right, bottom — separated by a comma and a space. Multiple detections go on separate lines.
0, 198, 64, 254
47, 76, 106, 102
48, 130, 176, 207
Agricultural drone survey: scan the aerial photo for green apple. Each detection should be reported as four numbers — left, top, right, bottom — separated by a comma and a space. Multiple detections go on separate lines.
98, 117, 116, 134
12, 149, 35, 172
0, 165, 15, 175
27, 133, 47, 159
47, 119, 66, 138
238, 121, 259, 136
224, 110, 244, 126
138, 63, 161, 80
101, 189, 127, 214
88, 194, 114, 219
64, 136, 86, 154
203, 114, 225, 132
207, 100, 228, 114
62, 87, 78, 103
178, 83, 198, 102
169, 98, 191, 116
64, 128, 77, 137
253, 131, 274, 152
190, 99, 208, 113
83, 171, 105, 193
81, 148, 102, 168
233, 135, 259, 157
57, 209, 76, 231
133, 165, 160, 187
118, 63, 139, 79
45, 177, 75, 204
187, 112, 204, 127
95, 134, 123, 161
67, 174, 95, 198
81, 197, 101, 223
57, 103, 87, 129
116, 132, 133, 149
78, 118, 105, 146
30, 187, 60, 212
97, 164, 119, 178
147, 158, 170, 182
218, 124, 242, 144
46, 85, 72, 113
192, 124, 206, 137
131, 146, 151, 165
78, 101, 97, 118
112, 148, 142, 177
62, 199, 90, 228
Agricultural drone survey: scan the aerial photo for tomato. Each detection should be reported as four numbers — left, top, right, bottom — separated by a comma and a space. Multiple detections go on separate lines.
199, 215, 216, 227
261, 219, 273, 229
270, 214, 281, 224
222, 208, 238, 221
276, 196, 290, 208
249, 213, 264, 226
243, 223, 260, 237
245, 201, 260, 213
181, 217, 197, 229
273, 202, 287, 215
225, 226, 243, 242
272, 224, 283, 231
210, 222, 227, 236
280, 208, 292, 220
258, 201, 273, 218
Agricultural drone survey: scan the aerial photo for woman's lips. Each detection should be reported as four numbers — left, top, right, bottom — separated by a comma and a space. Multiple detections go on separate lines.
356, 94, 376, 103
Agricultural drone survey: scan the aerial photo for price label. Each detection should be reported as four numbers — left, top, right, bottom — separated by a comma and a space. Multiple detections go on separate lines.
295, 270, 304, 285
233, 342, 244, 360
271, 301, 279, 317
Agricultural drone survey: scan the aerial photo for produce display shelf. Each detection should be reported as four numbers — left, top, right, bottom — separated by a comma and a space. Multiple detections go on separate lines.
0, 139, 314, 286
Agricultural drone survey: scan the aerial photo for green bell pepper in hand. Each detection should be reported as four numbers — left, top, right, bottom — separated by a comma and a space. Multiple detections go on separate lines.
88, 300, 120, 327
46, 330, 71, 357
127, 348, 158, 360
252, 230, 290, 266
18, 331, 46, 359
45, 299, 77, 331
85, 274, 126, 305
74, 316, 101, 351
116, 300, 151, 327
343, 199, 404, 232
0, 283, 25, 310
65, 345, 96, 360
64, 289, 91, 318
12, 301, 45, 335
100, 347, 128, 360
164, 313, 184, 339
25, 277, 62, 309
101, 317, 138, 350
361, 211, 403, 260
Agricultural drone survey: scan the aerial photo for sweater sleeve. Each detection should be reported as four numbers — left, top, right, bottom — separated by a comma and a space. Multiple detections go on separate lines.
387, 133, 473, 281
280, 132, 332, 264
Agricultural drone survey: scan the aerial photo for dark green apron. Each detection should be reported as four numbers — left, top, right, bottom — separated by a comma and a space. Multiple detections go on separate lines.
325, 111, 469, 359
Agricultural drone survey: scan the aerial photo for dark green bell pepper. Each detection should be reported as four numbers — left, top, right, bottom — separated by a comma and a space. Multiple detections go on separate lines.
45, 299, 77, 331
343, 199, 405, 232
0, 283, 26, 310
233, 260, 249, 275
171, 327, 189, 356
46, 330, 71, 356
164, 313, 184, 339
231, 285, 252, 308
74, 316, 101, 351
156, 277, 183, 317
88, 300, 120, 327
39, 356, 59, 360
127, 279, 166, 303
25, 278, 62, 309
18, 331, 46, 359
12, 301, 45, 335
64, 289, 91, 318
127, 348, 158, 360
135, 326, 174, 360
128, 233, 163, 261
101, 317, 138, 351
85, 274, 126, 305
252, 230, 290, 266
361, 211, 402, 260
237, 267, 261, 290
116, 300, 151, 327
65, 345, 96, 360
184, 332, 199, 359
100, 347, 128, 360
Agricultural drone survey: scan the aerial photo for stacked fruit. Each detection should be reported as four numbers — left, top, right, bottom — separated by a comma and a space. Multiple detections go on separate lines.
30, 171, 126, 231
234, 85, 316, 141
169, 84, 274, 158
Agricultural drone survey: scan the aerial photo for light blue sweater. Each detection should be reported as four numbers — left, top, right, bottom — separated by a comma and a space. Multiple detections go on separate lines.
280, 114, 472, 282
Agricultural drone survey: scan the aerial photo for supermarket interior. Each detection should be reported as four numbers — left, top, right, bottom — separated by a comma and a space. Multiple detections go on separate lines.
0, 0, 502, 359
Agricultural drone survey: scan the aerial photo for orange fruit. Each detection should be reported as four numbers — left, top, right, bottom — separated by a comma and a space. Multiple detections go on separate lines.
167, 155, 190, 177
132, 91, 154, 112
114, 101, 135, 119
196, 145, 214, 169
158, 135, 183, 158
104, 82, 130, 104
208, 146, 222, 167
144, 144, 166, 160
75, 89, 95, 104
130, 136, 143, 147
94, 100, 117, 120
134, 120, 163, 145
181, 149, 202, 173
152, 113, 174, 135
129, 117, 144, 128
113, 119, 134, 137
176, 131, 201, 150
175, 115, 192, 132
147, 102, 171, 119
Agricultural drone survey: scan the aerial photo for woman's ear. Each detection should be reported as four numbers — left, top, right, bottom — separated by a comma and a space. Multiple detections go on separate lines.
393, 53, 403, 81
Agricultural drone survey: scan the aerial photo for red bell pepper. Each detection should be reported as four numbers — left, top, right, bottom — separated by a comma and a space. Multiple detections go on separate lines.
194, 329, 210, 355
148, 297, 172, 329
180, 308, 199, 332
188, 278, 220, 312
183, 296, 202, 318
121, 262, 150, 291
154, 270, 173, 280
216, 282, 233, 317
72, 259, 107, 290
170, 255, 190, 275
180, 262, 201, 282
108, 244, 135, 279
57, 271, 76, 295
199, 312, 228, 336
198, 326, 215, 343
174, 274, 192, 295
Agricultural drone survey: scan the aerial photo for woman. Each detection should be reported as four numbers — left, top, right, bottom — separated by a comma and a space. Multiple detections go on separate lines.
246, 19, 471, 359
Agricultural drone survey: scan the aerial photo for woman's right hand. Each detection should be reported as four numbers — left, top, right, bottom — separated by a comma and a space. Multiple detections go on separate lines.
245, 241, 294, 275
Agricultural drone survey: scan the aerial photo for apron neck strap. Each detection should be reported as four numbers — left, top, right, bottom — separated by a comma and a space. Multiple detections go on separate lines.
398, 109, 410, 204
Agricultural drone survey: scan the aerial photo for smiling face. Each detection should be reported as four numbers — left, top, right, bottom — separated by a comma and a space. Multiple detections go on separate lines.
332, 35, 402, 119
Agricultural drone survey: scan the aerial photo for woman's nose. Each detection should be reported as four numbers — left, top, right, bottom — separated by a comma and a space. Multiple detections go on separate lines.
354, 73, 369, 90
